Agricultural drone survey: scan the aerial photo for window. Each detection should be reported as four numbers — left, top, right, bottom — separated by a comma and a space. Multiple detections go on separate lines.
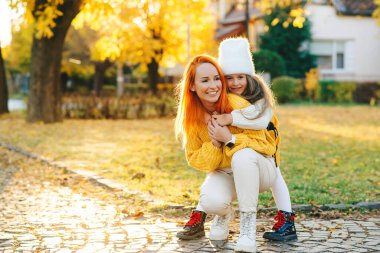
317, 55, 333, 70
337, 53, 344, 69
310, 41, 347, 71
311, 0, 328, 4
336, 42, 345, 69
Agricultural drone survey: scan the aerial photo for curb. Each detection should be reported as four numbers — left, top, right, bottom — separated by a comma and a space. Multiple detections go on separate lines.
1, 141, 379, 213
258, 202, 380, 213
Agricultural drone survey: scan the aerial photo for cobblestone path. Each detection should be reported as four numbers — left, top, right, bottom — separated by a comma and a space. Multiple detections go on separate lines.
0, 148, 379, 252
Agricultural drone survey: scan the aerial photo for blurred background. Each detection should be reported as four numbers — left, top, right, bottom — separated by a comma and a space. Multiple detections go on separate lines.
1, 0, 379, 119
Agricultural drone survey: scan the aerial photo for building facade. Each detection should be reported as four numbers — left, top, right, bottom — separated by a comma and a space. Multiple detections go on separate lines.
307, 0, 380, 82
215, 0, 380, 82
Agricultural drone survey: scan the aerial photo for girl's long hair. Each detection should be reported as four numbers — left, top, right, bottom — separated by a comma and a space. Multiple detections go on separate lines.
175, 55, 233, 145
240, 74, 276, 109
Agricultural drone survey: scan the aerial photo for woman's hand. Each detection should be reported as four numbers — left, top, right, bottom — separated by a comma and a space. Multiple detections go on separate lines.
212, 113, 233, 126
211, 137, 222, 148
208, 120, 222, 147
208, 118, 232, 143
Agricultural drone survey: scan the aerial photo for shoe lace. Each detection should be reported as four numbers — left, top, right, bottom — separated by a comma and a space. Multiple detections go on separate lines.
240, 212, 255, 238
185, 212, 201, 226
214, 215, 227, 227
273, 210, 286, 230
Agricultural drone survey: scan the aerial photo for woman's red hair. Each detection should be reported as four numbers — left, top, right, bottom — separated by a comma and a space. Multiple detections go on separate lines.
175, 55, 233, 144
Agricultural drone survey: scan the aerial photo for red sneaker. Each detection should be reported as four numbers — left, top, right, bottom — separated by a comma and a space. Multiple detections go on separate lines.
176, 210, 207, 240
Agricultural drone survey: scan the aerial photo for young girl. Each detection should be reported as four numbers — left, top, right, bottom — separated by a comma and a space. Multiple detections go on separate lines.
176, 38, 297, 243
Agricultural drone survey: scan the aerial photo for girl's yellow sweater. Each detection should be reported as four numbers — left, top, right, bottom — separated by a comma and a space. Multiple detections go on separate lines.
185, 93, 280, 172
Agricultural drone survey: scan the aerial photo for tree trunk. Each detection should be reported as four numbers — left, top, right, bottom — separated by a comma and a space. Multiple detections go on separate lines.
93, 60, 111, 97
116, 64, 124, 97
0, 46, 9, 114
27, 0, 83, 123
148, 58, 159, 95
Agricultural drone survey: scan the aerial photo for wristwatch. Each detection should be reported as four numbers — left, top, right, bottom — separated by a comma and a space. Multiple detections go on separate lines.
225, 135, 236, 148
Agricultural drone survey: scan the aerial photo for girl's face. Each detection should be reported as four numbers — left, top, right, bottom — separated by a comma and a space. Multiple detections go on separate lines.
226, 74, 247, 95
191, 63, 222, 106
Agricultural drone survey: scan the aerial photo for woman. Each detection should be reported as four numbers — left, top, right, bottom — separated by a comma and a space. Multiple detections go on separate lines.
175, 54, 278, 252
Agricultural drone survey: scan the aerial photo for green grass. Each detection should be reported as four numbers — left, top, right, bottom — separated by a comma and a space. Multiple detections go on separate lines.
9, 93, 28, 100
0, 105, 379, 208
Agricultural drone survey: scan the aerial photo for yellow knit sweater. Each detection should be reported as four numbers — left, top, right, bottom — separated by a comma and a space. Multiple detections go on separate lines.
185, 94, 280, 172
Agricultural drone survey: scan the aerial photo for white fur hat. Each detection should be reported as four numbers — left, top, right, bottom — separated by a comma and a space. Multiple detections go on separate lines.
218, 37, 255, 76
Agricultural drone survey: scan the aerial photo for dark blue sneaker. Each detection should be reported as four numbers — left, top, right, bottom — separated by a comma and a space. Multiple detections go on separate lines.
263, 210, 297, 241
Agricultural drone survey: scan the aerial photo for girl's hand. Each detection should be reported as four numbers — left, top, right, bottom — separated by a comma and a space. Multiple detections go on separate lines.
209, 118, 232, 143
204, 113, 212, 124
212, 113, 233, 126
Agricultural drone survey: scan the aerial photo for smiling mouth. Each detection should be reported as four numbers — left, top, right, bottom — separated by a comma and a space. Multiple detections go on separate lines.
230, 87, 243, 93
207, 90, 219, 95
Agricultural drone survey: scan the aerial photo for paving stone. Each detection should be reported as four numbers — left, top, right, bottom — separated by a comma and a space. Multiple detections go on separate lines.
352, 247, 372, 252
0, 242, 13, 247
309, 246, 329, 252
363, 240, 380, 246
1, 151, 379, 253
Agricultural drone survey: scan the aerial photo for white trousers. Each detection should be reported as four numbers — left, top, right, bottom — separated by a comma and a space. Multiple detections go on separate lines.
271, 167, 292, 212
196, 148, 277, 215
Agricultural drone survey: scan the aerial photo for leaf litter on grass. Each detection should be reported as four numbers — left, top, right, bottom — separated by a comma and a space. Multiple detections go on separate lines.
0, 106, 379, 207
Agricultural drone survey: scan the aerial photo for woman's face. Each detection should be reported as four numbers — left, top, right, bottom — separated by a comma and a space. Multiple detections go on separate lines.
191, 63, 222, 106
225, 74, 247, 95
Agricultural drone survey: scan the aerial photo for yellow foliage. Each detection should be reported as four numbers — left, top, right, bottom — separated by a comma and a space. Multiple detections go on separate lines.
290, 7, 303, 18
292, 16, 305, 28
305, 68, 319, 101
4, 23, 33, 73
374, 0, 380, 26
259, 0, 307, 28
370, 97, 376, 106
305, 68, 319, 91
75, 0, 217, 68
271, 18, 280, 26
282, 21, 289, 28
34, 2, 64, 38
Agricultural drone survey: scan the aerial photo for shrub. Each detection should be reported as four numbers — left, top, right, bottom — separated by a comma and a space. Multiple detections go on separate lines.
271, 76, 298, 103
329, 82, 356, 103
353, 82, 380, 103
252, 50, 286, 79
317, 80, 336, 102
294, 78, 305, 101
62, 91, 177, 119
317, 81, 358, 103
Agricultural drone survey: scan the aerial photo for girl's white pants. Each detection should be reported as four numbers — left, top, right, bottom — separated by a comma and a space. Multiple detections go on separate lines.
196, 148, 292, 215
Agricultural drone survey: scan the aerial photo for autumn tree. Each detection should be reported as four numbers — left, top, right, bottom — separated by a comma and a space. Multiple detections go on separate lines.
82, 0, 217, 94
8, 0, 115, 122
5, 23, 33, 75
23, 0, 83, 122
62, 26, 113, 95
0, 45, 9, 114
7, 0, 304, 122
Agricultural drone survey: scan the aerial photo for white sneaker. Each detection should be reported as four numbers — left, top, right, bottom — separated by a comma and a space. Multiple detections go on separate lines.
234, 211, 257, 252
209, 207, 234, 240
